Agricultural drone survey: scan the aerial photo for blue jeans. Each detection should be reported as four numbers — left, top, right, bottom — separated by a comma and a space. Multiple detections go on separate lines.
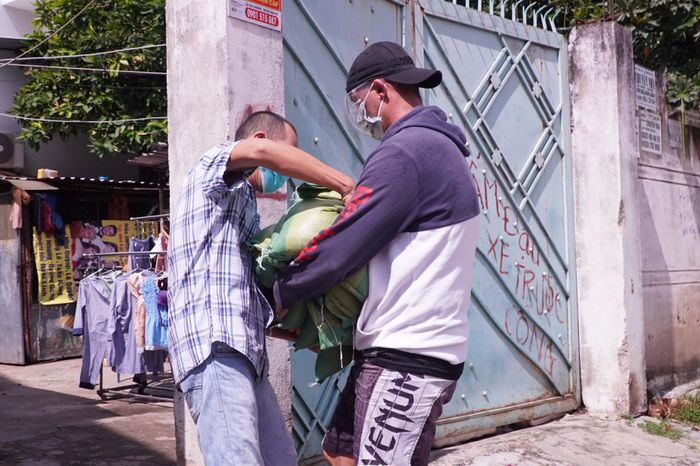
179, 343, 296, 466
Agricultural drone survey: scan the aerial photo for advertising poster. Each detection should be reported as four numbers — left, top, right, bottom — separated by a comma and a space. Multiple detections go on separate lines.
33, 228, 76, 306
34, 220, 159, 304
69, 220, 159, 275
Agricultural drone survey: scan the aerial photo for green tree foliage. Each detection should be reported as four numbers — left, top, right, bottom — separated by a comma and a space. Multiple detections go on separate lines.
11, 0, 166, 158
550, 0, 700, 111
11, 0, 700, 159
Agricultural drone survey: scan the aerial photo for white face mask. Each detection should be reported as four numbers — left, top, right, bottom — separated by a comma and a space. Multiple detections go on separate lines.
345, 84, 385, 140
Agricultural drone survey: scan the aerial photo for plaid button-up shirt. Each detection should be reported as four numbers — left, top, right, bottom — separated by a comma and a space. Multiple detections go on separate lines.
167, 141, 273, 384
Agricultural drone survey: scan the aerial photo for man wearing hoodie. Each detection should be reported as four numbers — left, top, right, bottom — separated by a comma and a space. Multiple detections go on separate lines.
274, 42, 481, 465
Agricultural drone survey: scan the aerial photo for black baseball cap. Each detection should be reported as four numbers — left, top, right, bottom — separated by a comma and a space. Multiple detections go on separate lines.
345, 41, 442, 92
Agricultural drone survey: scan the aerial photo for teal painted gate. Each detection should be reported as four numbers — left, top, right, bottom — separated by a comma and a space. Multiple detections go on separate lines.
282, 1, 580, 462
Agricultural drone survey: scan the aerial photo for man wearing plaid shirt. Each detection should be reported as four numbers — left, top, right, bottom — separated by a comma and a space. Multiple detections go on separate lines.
168, 111, 354, 465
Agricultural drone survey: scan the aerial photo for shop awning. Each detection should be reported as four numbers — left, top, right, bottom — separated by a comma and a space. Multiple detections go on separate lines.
5, 179, 58, 191
1, 176, 168, 192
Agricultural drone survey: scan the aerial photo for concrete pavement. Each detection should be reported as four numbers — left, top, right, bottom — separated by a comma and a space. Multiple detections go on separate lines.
430, 412, 700, 466
0, 358, 175, 465
2, 358, 699, 465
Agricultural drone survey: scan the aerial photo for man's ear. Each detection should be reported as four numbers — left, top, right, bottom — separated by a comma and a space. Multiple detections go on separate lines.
252, 131, 266, 139
373, 79, 388, 101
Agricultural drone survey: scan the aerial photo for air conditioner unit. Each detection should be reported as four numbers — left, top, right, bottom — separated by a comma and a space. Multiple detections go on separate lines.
0, 133, 25, 170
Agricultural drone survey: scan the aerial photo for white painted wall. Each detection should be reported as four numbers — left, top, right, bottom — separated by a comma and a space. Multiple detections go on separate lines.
1, 0, 34, 12
569, 22, 647, 416
637, 76, 700, 393
0, 3, 33, 40
0, 50, 26, 136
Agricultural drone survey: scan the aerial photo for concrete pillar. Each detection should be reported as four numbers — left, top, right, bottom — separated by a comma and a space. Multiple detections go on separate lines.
569, 22, 646, 416
166, 1, 290, 463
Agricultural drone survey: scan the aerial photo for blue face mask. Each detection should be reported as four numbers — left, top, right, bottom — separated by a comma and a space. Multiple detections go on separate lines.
259, 166, 288, 193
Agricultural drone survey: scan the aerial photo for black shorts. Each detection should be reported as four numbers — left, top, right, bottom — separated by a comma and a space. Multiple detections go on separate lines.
322, 356, 457, 465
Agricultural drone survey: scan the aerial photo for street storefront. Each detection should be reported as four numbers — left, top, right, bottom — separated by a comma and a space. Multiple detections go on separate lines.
0, 175, 167, 364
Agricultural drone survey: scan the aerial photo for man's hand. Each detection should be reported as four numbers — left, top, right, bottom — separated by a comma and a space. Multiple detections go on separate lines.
266, 326, 299, 342
342, 190, 353, 208
275, 302, 288, 320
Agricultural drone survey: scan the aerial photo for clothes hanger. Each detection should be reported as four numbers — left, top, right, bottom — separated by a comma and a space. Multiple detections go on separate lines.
84, 257, 106, 279
97, 259, 123, 278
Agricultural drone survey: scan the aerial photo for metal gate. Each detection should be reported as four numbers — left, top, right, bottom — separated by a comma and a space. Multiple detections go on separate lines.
282, 0, 579, 462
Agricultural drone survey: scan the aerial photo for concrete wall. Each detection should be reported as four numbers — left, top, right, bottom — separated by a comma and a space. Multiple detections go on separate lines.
20, 134, 140, 180
1, 0, 34, 12
0, 3, 33, 40
166, 1, 289, 463
638, 78, 700, 393
0, 194, 24, 364
569, 22, 647, 416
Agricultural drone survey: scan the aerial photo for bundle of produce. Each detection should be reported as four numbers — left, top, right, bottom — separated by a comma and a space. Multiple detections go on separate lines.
247, 184, 367, 382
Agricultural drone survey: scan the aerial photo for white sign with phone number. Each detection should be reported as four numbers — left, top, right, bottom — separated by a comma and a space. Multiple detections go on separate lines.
229, 0, 282, 31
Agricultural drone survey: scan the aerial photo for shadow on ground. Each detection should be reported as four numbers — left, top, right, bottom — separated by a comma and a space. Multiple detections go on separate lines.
0, 360, 175, 466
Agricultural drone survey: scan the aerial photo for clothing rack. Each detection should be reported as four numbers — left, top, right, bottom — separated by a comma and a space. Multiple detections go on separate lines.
82, 251, 167, 258
130, 213, 169, 242
81, 236, 173, 402
130, 214, 170, 221
97, 364, 173, 402
81, 250, 167, 275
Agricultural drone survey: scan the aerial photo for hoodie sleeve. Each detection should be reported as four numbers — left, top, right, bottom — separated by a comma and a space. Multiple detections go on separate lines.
274, 143, 419, 308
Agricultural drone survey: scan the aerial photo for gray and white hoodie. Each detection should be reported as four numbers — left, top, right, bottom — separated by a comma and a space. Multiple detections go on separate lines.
275, 105, 480, 367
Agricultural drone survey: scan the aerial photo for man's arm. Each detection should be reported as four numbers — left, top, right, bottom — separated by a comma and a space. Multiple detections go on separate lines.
274, 144, 420, 308
228, 139, 355, 198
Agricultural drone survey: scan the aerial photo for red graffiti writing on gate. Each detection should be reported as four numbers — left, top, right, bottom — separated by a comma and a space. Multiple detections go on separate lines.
470, 152, 566, 374
470, 153, 565, 324
505, 306, 556, 376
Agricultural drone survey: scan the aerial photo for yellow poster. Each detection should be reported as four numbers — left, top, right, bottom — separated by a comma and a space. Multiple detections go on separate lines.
109, 220, 159, 252
34, 220, 160, 305
33, 228, 77, 306
69, 220, 159, 272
